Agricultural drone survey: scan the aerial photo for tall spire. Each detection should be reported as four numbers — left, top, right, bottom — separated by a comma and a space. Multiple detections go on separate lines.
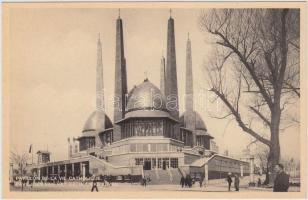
184, 35, 197, 146
113, 13, 127, 142
165, 12, 179, 119
96, 33, 105, 131
160, 56, 166, 96
185, 33, 193, 112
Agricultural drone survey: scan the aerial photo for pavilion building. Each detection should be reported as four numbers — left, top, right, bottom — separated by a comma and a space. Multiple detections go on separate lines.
28, 13, 249, 184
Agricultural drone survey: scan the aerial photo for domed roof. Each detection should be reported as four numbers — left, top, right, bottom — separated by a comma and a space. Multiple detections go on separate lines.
83, 111, 113, 132
126, 79, 167, 113
180, 111, 207, 131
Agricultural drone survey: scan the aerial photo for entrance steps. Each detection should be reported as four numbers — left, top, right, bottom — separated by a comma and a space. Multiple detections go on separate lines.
144, 169, 182, 185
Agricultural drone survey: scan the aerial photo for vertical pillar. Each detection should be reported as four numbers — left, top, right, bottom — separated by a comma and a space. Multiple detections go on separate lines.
250, 157, 254, 183
156, 157, 158, 169
9, 163, 14, 184
46, 166, 49, 177
240, 164, 244, 177
52, 165, 55, 174
57, 165, 60, 176
80, 162, 82, 176
82, 164, 86, 182
64, 164, 67, 178
169, 158, 171, 168
204, 164, 208, 185
38, 168, 41, 179
72, 163, 75, 177
141, 166, 144, 178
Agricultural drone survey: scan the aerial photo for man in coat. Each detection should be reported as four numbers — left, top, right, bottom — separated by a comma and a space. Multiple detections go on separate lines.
226, 172, 232, 191
273, 164, 290, 192
180, 176, 185, 188
91, 176, 99, 192
234, 174, 240, 191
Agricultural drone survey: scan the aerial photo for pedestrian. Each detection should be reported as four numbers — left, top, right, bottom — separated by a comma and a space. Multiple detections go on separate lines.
199, 176, 204, 188
107, 175, 112, 186
91, 176, 98, 192
187, 175, 192, 188
257, 178, 262, 187
180, 176, 185, 188
142, 176, 147, 187
226, 172, 232, 191
234, 174, 240, 191
147, 176, 151, 183
184, 175, 188, 187
273, 164, 290, 192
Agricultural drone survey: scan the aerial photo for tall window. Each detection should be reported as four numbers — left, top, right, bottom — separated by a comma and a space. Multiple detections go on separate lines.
152, 158, 157, 169
135, 158, 143, 165
157, 158, 162, 169
122, 119, 165, 139
170, 158, 178, 168
163, 158, 170, 168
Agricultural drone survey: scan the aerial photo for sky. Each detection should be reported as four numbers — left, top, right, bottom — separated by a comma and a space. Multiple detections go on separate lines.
7, 7, 300, 162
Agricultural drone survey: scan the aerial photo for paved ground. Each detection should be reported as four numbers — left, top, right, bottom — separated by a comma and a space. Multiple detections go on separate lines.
10, 176, 300, 192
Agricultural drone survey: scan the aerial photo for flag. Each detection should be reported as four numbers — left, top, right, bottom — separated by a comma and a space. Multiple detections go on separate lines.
29, 144, 32, 153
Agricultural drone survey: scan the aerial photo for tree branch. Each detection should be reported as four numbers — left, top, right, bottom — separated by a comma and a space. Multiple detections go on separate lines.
210, 88, 271, 146
249, 106, 271, 126
213, 30, 274, 110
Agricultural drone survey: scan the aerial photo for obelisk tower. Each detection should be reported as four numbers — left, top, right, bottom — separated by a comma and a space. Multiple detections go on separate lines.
160, 56, 166, 96
184, 34, 196, 145
185, 33, 193, 113
165, 11, 179, 119
96, 34, 105, 130
113, 12, 127, 142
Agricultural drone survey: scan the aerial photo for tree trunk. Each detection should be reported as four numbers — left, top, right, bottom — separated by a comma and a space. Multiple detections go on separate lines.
267, 108, 281, 185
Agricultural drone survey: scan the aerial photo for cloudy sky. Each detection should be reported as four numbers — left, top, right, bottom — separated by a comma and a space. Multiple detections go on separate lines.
7, 5, 300, 162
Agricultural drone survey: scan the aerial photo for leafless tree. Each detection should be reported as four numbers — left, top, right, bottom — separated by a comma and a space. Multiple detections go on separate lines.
10, 150, 30, 190
200, 9, 300, 183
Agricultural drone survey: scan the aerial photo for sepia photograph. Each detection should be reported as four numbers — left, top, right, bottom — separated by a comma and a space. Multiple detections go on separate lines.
2, 1, 306, 199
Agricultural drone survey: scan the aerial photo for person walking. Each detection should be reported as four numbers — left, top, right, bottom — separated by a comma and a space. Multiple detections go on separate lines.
199, 176, 204, 188
257, 177, 262, 187
91, 176, 98, 192
234, 174, 240, 191
226, 172, 233, 191
187, 175, 192, 188
180, 176, 185, 188
273, 164, 290, 192
142, 176, 147, 187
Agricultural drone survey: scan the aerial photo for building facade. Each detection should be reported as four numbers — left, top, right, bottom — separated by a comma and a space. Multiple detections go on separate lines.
28, 13, 250, 184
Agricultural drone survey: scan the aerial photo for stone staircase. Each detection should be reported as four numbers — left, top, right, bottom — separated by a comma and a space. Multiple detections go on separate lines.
144, 169, 182, 185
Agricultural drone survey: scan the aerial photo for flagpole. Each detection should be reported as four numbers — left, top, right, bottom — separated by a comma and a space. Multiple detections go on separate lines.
32, 145, 34, 164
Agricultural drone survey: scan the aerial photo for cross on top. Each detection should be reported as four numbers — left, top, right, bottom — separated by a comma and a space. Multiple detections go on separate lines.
144, 70, 148, 80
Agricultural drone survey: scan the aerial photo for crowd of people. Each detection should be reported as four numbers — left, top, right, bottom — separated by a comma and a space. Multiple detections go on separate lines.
225, 163, 290, 192
12, 163, 290, 192
180, 174, 196, 188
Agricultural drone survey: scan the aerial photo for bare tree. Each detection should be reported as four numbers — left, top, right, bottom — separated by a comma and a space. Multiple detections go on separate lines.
200, 9, 300, 183
10, 150, 30, 190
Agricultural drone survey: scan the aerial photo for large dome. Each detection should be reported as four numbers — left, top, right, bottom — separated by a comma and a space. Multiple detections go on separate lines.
126, 79, 167, 112
83, 111, 113, 132
180, 111, 207, 131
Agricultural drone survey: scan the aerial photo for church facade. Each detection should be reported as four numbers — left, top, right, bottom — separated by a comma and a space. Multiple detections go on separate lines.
29, 13, 249, 184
